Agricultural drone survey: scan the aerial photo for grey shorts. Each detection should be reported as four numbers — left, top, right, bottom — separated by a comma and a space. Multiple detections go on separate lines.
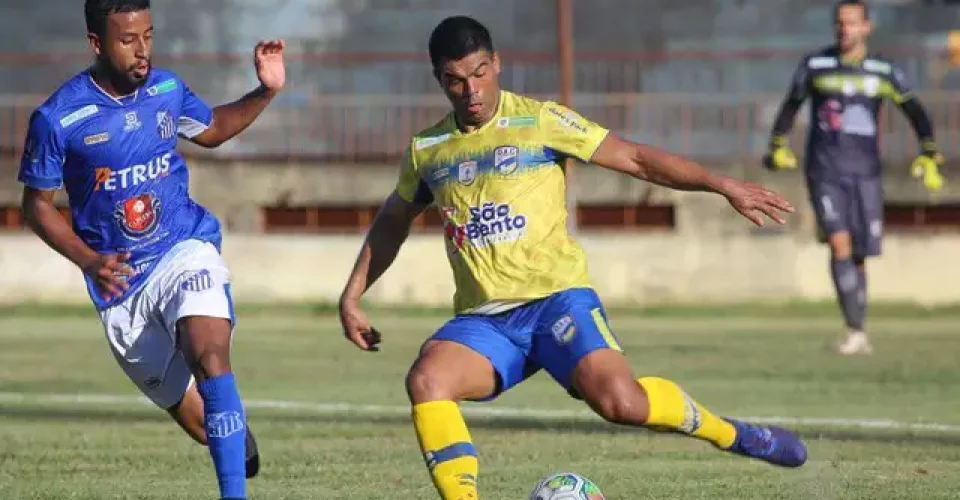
808, 176, 884, 258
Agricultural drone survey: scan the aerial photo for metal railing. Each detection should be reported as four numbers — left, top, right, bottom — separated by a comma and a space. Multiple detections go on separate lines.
3, 91, 958, 165
1, 47, 957, 165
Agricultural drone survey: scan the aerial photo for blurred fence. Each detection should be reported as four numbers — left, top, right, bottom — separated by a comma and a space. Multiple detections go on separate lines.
0, 47, 948, 96
1, 48, 958, 165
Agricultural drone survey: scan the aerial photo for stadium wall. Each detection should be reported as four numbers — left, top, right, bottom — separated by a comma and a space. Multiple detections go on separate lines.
2, 231, 959, 308
2, 158, 959, 307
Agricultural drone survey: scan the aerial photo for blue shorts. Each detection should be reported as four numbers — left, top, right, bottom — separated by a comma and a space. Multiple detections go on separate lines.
430, 287, 623, 401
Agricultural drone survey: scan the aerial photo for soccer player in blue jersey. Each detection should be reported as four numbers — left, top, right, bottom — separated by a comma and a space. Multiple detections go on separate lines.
764, 0, 944, 355
17, 1, 285, 498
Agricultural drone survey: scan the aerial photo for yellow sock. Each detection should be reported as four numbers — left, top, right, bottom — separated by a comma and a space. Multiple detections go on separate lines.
413, 401, 479, 500
637, 376, 736, 449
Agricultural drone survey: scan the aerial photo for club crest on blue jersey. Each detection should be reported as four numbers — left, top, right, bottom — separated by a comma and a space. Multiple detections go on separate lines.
114, 192, 161, 239
157, 111, 176, 140
494, 145, 519, 175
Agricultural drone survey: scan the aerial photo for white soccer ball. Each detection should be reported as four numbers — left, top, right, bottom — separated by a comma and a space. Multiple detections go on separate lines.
529, 472, 605, 500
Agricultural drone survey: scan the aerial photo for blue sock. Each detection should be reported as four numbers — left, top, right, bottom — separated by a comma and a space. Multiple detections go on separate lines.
197, 373, 247, 499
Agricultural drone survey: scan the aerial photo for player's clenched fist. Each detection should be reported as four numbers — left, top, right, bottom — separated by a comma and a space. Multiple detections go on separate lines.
80, 252, 135, 300
338, 300, 382, 352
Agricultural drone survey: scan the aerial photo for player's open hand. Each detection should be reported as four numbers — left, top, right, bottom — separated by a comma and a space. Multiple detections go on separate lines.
721, 179, 795, 227
339, 300, 382, 352
81, 252, 135, 300
254, 39, 286, 92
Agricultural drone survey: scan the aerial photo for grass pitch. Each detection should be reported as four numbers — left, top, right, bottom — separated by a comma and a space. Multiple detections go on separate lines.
1, 305, 959, 499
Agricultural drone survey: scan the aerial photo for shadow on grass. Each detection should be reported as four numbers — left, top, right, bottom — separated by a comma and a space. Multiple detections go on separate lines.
3, 405, 960, 447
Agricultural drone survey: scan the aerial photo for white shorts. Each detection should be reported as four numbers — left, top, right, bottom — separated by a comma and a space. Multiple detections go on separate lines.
99, 239, 234, 409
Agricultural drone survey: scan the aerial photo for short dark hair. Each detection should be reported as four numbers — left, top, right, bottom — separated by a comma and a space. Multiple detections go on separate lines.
84, 0, 151, 37
428, 16, 495, 71
835, 0, 869, 20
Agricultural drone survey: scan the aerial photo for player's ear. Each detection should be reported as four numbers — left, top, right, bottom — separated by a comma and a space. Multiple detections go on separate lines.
491, 52, 501, 75
87, 33, 103, 57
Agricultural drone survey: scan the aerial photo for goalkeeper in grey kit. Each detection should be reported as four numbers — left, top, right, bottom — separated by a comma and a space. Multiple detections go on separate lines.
763, 0, 944, 355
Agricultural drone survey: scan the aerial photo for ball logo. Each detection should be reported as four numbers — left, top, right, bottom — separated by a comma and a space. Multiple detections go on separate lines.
115, 192, 161, 239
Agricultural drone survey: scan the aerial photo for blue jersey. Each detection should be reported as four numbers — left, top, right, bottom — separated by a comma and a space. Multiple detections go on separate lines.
18, 68, 222, 310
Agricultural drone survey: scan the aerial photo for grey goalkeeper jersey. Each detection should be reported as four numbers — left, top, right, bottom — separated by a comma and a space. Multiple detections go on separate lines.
786, 46, 914, 180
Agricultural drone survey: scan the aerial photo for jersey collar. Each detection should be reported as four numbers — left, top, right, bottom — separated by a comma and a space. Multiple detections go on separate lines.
85, 68, 141, 106
833, 45, 868, 67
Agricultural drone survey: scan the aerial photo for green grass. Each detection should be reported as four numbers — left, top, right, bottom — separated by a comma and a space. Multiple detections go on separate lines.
1, 312, 959, 499
4, 298, 960, 319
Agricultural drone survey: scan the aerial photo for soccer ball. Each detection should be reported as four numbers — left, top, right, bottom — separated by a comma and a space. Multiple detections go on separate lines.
529, 472, 605, 500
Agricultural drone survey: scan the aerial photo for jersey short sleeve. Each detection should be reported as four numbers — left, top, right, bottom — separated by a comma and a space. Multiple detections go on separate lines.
538, 102, 610, 163
395, 145, 433, 205
178, 81, 213, 139
18, 110, 66, 191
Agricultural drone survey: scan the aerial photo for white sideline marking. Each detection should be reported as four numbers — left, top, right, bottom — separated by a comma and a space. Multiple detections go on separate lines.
1, 391, 959, 433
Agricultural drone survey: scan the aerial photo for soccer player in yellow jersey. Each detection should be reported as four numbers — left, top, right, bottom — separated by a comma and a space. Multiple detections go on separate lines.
339, 16, 808, 498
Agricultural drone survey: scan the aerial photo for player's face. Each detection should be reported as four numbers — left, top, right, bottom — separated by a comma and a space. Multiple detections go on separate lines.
834, 5, 870, 53
436, 50, 501, 127
88, 9, 154, 88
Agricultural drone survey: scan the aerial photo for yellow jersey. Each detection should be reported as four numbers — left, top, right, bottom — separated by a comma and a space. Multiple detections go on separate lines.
395, 90, 610, 314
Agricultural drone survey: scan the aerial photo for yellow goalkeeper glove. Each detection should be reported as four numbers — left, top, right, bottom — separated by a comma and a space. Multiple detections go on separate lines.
911, 140, 945, 193
762, 136, 797, 171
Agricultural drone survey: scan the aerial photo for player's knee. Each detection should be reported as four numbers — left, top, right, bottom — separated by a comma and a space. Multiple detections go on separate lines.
587, 379, 649, 425
191, 348, 232, 379
177, 316, 233, 378
828, 231, 853, 260
405, 363, 454, 404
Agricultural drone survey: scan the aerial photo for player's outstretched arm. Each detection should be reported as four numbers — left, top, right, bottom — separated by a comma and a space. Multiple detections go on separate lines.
189, 40, 286, 148
21, 187, 133, 299
338, 190, 429, 351
589, 135, 794, 227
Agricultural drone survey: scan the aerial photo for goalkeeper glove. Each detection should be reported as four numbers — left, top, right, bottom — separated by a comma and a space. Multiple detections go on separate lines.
762, 136, 798, 171
910, 139, 945, 193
